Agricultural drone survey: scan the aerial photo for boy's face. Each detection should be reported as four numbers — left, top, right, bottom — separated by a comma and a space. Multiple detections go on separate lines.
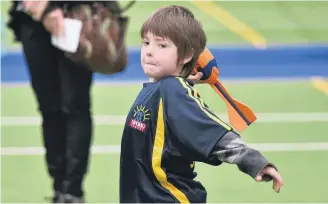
141, 32, 181, 81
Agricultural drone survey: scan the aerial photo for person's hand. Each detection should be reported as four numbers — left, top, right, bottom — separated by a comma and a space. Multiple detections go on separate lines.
187, 72, 204, 84
23, 0, 49, 21
23, 1, 64, 37
42, 8, 65, 37
256, 165, 284, 193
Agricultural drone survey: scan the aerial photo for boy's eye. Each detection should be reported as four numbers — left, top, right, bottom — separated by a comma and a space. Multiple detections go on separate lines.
159, 44, 167, 48
142, 41, 149, 45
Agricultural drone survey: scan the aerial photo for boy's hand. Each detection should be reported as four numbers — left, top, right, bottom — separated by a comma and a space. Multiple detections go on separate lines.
256, 165, 284, 193
187, 72, 204, 84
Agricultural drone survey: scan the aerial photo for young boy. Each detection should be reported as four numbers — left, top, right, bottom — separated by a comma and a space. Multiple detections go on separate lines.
119, 5, 283, 203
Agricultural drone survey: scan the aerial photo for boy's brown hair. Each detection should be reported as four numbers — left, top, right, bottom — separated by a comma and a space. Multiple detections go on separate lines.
140, 5, 207, 78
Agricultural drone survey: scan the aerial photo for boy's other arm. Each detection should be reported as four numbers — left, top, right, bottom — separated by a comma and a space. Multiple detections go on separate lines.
162, 77, 232, 162
210, 131, 270, 178
209, 131, 284, 193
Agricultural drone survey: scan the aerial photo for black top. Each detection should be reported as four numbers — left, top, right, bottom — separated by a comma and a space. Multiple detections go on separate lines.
120, 76, 233, 203
119, 76, 273, 203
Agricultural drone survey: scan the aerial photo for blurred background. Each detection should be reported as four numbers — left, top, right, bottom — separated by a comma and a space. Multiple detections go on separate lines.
1, 1, 328, 203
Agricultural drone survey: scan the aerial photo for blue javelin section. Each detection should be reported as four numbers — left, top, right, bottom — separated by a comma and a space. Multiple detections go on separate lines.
1, 45, 328, 83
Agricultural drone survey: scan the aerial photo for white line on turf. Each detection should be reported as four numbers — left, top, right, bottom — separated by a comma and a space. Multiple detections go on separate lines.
2, 113, 328, 126
2, 142, 328, 156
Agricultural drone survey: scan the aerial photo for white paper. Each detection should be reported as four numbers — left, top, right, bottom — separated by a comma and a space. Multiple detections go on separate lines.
51, 18, 82, 53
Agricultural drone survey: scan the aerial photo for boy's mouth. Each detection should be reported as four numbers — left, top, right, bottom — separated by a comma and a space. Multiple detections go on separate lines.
145, 62, 156, 66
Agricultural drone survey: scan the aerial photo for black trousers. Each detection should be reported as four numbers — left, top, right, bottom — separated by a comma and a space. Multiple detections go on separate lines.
19, 18, 93, 197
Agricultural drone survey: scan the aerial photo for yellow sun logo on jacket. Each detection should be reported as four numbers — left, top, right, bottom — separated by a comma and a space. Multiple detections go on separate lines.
133, 105, 150, 122
129, 105, 150, 132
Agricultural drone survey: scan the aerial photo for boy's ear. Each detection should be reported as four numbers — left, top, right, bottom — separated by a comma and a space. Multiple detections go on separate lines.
183, 49, 194, 64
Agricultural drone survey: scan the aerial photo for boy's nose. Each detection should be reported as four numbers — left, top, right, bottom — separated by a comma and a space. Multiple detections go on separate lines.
145, 44, 154, 57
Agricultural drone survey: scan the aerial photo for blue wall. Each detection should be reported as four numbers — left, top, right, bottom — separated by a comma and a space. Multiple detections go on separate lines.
1, 45, 328, 82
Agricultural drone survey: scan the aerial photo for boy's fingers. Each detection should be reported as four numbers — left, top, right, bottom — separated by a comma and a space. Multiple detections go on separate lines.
271, 170, 283, 185
273, 180, 282, 193
192, 72, 203, 80
273, 179, 278, 192
255, 175, 262, 182
196, 72, 203, 77
256, 166, 284, 193
255, 167, 266, 182
188, 72, 203, 84
271, 171, 284, 193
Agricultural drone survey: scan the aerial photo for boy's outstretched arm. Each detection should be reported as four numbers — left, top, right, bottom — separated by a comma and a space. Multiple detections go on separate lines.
161, 77, 283, 192
209, 131, 284, 193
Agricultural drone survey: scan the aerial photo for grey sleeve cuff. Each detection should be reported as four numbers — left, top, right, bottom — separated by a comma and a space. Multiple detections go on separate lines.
210, 131, 273, 179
